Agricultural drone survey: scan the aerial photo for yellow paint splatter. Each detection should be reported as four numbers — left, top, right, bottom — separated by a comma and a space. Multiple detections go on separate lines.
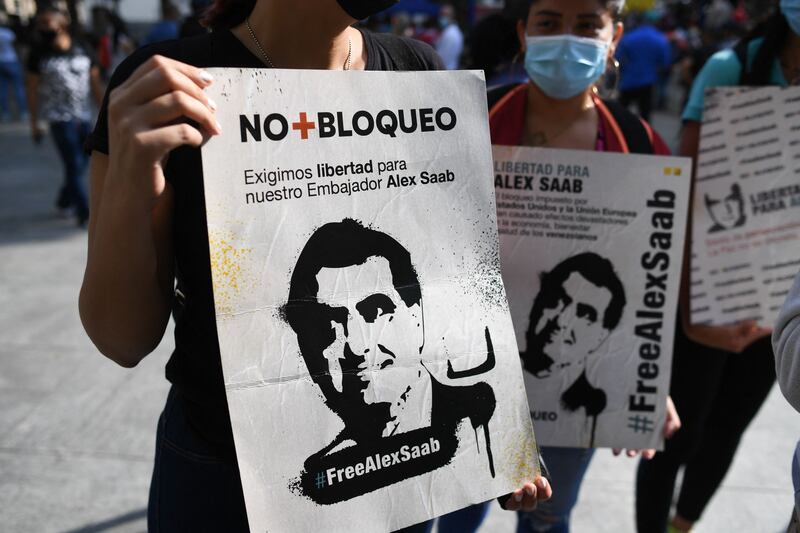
208, 229, 252, 315
500, 424, 541, 486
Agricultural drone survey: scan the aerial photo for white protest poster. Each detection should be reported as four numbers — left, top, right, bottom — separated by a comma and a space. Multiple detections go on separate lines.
493, 146, 691, 449
690, 86, 800, 327
200, 69, 539, 532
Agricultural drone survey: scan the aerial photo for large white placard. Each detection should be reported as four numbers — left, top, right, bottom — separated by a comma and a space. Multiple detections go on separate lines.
494, 146, 691, 449
201, 69, 538, 532
691, 86, 800, 327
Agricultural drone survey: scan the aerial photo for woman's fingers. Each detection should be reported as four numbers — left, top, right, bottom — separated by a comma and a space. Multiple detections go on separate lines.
133, 122, 206, 160
534, 476, 551, 500
503, 478, 551, 512
664, 395, 682, 439
112, 59, 214, 119
640, 449, 656, 460
139, 90, 221, 135
122, 54, 213, 92
518, 481, 540, 512
502, 488, 523, 511
130, 64, 212, 108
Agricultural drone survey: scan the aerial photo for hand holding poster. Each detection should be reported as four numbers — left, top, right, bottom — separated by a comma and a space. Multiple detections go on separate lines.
494, 146, 690, 449
201, 69, 538, 532
691, 86, 800, 327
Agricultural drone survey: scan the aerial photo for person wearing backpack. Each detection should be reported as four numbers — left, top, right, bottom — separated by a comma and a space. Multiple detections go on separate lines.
487, 1, 681, 531
634, 2, 800, 531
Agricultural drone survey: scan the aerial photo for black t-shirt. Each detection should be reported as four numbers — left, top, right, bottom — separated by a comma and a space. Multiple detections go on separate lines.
87, 29, 442, 457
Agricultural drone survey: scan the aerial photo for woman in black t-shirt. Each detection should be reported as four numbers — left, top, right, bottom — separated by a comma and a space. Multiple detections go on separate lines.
80, 0, 551, 530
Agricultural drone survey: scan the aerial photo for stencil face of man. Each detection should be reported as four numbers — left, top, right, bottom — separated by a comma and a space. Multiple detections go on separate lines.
315, 256, 424, 408
705, 187, 744, 230
534, 271, 612, 366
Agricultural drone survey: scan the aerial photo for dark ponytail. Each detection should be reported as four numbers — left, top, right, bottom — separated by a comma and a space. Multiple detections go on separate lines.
202, 0, 256, 30
741, 11, 789, 85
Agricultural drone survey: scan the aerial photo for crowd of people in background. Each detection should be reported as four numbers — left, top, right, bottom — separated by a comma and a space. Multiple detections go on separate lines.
0, 0, 771, 229
0, 1, 209, 226
0, 1, 770, 125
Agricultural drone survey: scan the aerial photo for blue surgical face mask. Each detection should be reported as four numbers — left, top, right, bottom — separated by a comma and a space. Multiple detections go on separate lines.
781, 0, 800, 36
524, 35, 609, 100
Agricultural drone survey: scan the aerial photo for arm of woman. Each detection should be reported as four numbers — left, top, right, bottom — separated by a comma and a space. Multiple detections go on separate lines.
79, 54, 220, 367
79, 151, 175, 367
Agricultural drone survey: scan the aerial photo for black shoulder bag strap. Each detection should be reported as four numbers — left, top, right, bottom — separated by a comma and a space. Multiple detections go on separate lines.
733, 38, 752, 85
600, 99, 655, 154
487, 83, 519, 111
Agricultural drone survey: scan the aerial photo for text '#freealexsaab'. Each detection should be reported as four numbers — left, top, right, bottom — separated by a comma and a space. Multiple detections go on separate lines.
628, 189, 677, 435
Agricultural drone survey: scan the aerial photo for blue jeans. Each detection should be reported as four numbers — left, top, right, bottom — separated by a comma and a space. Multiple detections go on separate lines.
148, 387, 249, 532
49, 120, 90, 221
401, 501, 491, 533
0, 59, 26, 117
516, 446, 595, 533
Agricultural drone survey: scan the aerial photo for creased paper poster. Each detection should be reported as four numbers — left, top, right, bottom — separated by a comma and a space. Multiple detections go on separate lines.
690, 86, 800, 327
493, 146, 691, 449
200, 69, 538, 532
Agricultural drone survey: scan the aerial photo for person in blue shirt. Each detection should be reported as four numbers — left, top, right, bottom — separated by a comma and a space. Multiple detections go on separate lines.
615, 11, 671, 121
0, 11, 26, 122
144, 3, 181, 45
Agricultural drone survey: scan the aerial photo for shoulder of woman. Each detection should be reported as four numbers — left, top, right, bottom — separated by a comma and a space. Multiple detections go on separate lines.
365, 31, 444, 71
695, 47, 743, 85
682, 47, 743, 121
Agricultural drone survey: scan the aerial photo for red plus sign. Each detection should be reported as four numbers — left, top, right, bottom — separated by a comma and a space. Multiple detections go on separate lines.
292, 112, 316, 140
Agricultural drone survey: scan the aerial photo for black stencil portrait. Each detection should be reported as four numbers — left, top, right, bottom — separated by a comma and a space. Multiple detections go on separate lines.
283, 219, 498, 504
521, 252, 626, 446
705, 183, 746, 233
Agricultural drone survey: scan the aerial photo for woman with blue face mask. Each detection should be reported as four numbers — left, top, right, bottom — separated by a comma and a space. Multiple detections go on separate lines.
636, 2, 799, 532
487, 1, 682, 532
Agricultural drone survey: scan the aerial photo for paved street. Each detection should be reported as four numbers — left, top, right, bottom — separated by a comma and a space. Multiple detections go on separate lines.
0, 114, 797, 533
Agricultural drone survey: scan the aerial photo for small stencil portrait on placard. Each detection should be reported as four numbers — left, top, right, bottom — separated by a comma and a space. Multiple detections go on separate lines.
705, 183, 746, 233
282, 219, 498, 504
521, 252, 626, 445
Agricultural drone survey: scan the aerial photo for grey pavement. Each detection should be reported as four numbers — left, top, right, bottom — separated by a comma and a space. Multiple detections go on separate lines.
0, 112, 797, 533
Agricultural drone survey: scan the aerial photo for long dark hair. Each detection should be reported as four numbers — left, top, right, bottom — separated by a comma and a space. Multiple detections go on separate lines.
742, 11, 790, 85
202, 0, 256, 30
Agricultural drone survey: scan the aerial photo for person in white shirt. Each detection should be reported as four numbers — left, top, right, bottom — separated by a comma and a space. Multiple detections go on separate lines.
435, 4, 463, 70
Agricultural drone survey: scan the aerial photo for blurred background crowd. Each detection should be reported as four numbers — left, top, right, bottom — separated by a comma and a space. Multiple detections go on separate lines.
0, 0, 781, 125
